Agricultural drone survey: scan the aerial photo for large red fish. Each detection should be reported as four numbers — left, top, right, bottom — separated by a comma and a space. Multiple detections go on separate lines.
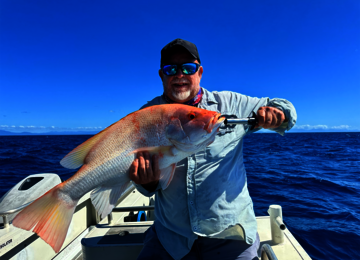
12, 104, 225, 252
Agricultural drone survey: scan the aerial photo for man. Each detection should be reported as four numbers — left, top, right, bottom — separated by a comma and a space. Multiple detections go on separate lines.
129, 39, 297, 260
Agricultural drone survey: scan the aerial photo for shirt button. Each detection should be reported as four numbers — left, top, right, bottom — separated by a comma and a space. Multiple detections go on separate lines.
190, 201, 194, 205
193, 226, 198, 231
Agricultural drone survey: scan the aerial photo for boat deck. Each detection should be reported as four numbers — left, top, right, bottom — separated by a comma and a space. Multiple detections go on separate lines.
1, 184, 312, 260
257, 216, 311, 259
79, 189, 311, 260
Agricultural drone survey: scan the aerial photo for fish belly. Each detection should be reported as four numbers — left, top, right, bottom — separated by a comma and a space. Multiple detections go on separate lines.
62, 152, 134, 200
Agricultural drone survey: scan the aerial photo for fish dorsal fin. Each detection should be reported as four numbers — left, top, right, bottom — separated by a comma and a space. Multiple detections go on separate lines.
60, 128, 111, 169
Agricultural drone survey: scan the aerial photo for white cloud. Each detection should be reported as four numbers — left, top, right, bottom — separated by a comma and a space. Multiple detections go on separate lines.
294, 124, 327, 130
76, 127, 103, 129
330, 125, 350, 129
0, 125, 104, 134
293, 124, 352, 130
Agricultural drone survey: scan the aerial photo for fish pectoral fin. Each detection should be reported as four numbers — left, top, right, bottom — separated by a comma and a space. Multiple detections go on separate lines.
169, 138, 199, 152
90, 181, 132, 219
129, 146, 174, 156
159, 164, 176, 190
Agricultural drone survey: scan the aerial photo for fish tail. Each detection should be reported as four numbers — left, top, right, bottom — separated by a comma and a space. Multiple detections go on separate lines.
12, 183, 78, 253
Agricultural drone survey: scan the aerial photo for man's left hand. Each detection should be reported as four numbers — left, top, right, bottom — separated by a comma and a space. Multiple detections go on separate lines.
255, 107, 286, 129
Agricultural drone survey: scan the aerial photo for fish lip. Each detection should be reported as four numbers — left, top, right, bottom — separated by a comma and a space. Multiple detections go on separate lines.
205, 113, 224, 133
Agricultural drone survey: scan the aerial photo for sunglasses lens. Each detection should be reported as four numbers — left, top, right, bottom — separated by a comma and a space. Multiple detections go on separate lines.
182, 63, 198, 75
163, 65, 177, 76
162, 63, 199, 76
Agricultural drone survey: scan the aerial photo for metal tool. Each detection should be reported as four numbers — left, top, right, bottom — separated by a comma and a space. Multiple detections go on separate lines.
223, 117, 258, 128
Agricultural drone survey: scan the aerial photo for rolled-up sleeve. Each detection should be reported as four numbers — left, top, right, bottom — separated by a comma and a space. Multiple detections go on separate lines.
267, 98, 297, 134
217, 92, 296, 136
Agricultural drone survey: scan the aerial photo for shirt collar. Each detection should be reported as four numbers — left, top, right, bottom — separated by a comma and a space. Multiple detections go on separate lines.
160, 87, 218, 106
199, 87, 218, 105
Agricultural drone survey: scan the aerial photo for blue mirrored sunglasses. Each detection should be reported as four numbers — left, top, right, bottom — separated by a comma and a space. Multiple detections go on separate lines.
162, 63, 201, 76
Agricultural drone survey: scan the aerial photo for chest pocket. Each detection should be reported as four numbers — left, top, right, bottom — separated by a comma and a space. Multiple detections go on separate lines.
206, 114, 241, 158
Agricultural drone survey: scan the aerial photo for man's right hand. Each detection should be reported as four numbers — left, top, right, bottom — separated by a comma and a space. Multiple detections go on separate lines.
129, 152, 160, 192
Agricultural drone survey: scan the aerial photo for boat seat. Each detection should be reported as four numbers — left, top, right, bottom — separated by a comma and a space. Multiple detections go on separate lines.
82, 221, 153, 260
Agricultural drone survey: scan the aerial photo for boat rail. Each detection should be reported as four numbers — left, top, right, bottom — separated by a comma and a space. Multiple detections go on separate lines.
260, 244, 278, 260
107, 205, 155, 224
0, 201, 33, 229
112, 205, 155, 212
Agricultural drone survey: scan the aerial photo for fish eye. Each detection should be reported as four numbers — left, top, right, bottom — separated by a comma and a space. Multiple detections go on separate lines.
188, 112, 196, 120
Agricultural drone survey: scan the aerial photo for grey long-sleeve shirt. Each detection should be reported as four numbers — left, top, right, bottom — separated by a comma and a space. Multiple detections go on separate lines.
135, 87, 297, 260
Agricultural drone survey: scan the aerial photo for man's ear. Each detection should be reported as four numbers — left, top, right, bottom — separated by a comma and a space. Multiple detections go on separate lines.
198, 66, 203, 81
159, 69, 164, 81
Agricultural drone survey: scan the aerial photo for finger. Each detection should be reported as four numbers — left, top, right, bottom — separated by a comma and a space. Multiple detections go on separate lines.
138, 152, 146, 183
267, 109, 278, 128
152, 154, 160, 181
274, 110, 283, 127
144, 152, 153, 179
271, 108, 285, 128
257, 108, 266, 127
271, 111, 278, 128
279, 110, 285, 124
129, 159, 140, 183
263, 110, 273, 129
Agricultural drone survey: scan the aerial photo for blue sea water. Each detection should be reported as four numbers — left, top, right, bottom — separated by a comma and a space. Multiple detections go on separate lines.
0, 132, 359, 259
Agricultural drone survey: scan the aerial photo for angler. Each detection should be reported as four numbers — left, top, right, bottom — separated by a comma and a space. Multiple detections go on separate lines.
130, 38, 297, 260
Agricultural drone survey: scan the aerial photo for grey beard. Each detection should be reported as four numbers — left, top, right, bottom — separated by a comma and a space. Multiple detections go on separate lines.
172, 89, 191, 101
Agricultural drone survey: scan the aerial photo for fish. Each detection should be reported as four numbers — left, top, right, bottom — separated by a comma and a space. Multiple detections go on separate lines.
12, 104, 225, 253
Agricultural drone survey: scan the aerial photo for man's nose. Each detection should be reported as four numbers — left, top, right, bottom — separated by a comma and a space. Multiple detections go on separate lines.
174, 67, 184, 77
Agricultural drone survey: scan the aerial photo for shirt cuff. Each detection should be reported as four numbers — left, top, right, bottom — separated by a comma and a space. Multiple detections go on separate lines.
267, 98, 297, 136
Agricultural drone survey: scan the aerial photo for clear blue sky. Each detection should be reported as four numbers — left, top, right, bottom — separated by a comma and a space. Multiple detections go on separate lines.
1, 0, 359, 133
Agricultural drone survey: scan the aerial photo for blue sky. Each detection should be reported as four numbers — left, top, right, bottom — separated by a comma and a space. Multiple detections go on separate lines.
1, 0, 359, 134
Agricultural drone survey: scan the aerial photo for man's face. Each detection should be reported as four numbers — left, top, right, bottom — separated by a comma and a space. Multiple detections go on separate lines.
159, 50, 203, 103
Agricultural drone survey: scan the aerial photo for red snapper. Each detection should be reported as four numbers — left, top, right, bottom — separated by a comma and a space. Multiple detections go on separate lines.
12, 104, 225, 252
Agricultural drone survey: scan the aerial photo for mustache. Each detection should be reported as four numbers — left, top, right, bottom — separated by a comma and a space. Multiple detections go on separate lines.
171, 79, 190, 84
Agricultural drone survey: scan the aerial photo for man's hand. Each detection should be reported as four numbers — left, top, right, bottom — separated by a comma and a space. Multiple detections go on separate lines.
255, 106, 286, 129
129, 152, 160, 192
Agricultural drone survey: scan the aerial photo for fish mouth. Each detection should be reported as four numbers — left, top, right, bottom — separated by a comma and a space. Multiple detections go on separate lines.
204, 113, 225, 133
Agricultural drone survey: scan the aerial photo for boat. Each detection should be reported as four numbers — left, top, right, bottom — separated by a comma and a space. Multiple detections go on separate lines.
0, 173, 312, 260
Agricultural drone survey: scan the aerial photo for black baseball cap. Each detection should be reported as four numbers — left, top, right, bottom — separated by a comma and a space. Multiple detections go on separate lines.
160, 38, 201, 68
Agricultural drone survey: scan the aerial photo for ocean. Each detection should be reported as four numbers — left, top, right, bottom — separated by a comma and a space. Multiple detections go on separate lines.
0, 132, 359, 259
